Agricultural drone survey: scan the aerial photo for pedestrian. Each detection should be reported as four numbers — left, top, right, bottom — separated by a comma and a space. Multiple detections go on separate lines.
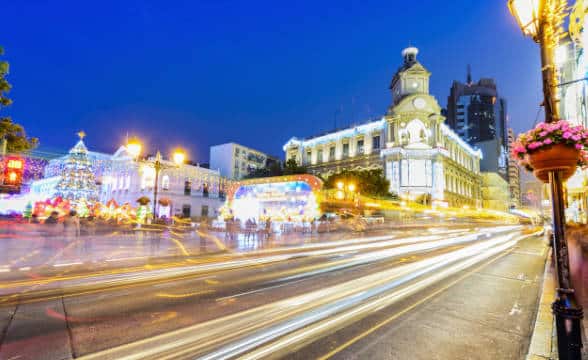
64, 210, 80, 241
44, 211, 59, 225
31, 214, 40, 224
265, 218, 272, 239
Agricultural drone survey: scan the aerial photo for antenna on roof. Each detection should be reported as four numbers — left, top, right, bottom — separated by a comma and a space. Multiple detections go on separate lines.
467, 64, 472, 85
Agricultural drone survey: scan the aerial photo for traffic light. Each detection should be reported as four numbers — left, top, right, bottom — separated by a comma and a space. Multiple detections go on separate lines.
1, 157, 24, 193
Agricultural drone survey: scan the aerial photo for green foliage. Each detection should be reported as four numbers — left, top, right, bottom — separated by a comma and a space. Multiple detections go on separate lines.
283, 158, 307, 175
0, 46, 38, 152
243, 159, 307, 179
323, 168, 391, 198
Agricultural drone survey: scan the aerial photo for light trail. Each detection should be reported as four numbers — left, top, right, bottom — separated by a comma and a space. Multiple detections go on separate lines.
0, 226, 520, 305
78, 229, 535, 360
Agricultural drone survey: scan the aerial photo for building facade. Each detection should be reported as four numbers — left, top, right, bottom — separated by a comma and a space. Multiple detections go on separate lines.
29, 138, 229, 219
100, 146, 227, 219
507, 128, 521, 208
284, 47, 483, 207
481, 172, 510, 212
555, 3, 588, 222
210, 142, 278, 180
445, 72, 508, 180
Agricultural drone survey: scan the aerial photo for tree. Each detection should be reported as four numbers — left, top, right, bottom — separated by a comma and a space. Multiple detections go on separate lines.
54, 133, 98, 203
283, 158, 307, 175
243, 159, 306, 179
0, 46, 38, 153
324, 168, 390, 198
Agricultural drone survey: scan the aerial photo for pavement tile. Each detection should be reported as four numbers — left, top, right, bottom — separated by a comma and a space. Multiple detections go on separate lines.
0, 299, 73, 360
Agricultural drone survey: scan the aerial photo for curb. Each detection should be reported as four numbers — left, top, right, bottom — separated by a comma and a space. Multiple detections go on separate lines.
526, 247, 556, 360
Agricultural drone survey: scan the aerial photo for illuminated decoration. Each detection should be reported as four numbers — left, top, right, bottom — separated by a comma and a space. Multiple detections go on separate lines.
3, 156, 24, 187
54, 133, 99, 204
226, 174, 323, 222
33, 197, 72, 218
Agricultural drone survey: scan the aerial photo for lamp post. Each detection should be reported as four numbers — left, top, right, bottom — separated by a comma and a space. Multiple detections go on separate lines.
126, 138, 185, 220
509, 1, 583, 358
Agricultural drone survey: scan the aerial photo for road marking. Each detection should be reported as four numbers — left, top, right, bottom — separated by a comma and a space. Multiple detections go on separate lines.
18, 267, 31, 271
0, 268, 10, 273
106, 256, 146, 262
317, 247, 515, 360
53, 262, 83, 267
216, 278, 308, 302
156, 290, 214, 299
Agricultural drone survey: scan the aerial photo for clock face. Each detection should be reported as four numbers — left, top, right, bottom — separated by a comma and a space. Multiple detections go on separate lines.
413, 97, 426, 109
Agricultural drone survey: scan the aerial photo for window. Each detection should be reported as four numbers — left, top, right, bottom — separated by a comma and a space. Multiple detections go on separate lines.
318, 149, 323, 163
182, 205, 191, 218
184, 180, 192, 196
372, 136, 380, 151
235, 148, 240, 156
162, 175, 170, 190
306, 150, 312, 164
342, 143, 349, 158
201, 205, 209, 218
203, 183, 209, 198
357, 139, 364, 155
329, 146, 335, 161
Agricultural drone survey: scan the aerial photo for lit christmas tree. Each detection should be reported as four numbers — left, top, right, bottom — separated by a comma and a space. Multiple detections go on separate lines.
22, 201, 33, 219
55, 131, 98, 204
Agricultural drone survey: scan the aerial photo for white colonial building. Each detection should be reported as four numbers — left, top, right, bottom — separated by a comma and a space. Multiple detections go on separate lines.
99, 146, 228, 219
284, 47, 483, 207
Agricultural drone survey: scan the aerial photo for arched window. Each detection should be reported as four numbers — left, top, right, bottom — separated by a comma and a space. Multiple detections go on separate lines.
406, 119, 428, 144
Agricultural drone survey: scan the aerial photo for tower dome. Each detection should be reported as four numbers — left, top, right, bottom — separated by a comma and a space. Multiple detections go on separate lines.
402, 47, 419, 65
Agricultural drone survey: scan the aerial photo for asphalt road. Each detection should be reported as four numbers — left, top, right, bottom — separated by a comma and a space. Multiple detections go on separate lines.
0, 224, 547, 360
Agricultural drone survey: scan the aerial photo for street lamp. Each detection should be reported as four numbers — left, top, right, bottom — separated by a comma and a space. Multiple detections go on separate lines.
126, 138, 186, 220
509, 1, 583, 358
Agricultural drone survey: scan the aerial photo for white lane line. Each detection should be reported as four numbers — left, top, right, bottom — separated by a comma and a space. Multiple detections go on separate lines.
106, 256, 147, 262
18, 267, 31, 271
53, 262, 83, 267
0, 268, 10, 273
217, 278, 308, 302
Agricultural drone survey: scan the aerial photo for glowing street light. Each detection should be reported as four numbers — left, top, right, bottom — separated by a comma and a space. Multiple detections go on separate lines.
126, 137, 142, 159
173, 149, 186, 165
336, 181, 344, 190
347, 183, 356, 192
124, 138, 185, 220
508, 0, 540, 38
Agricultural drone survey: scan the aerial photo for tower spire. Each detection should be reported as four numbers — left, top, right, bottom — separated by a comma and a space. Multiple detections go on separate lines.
467, 64, 472, 85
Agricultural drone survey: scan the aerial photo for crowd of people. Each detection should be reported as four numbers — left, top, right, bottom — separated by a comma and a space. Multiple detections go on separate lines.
224, 217, 272, 241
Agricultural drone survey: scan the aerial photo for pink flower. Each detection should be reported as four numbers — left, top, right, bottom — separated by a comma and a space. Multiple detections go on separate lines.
539, 131, 548, 137
543, 138, 553, 145
572, 135, 581, 141
563, 131, 573, 139
576, 143, 583, 150
528, 141, 543, 150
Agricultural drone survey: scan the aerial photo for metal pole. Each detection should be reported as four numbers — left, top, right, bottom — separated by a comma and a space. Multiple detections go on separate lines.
537, 1, 583, 356
153, 158, 160, 220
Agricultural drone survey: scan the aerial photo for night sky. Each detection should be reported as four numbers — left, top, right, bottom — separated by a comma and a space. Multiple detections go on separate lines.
2, 0, 542, 162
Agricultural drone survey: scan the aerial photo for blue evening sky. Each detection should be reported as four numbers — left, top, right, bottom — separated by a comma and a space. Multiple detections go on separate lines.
2, 0, 542, 162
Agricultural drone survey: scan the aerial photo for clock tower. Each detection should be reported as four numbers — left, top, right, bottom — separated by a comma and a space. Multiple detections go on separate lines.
389, 47, 431, 106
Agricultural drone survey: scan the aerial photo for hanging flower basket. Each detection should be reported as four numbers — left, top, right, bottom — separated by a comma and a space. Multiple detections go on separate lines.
511, 120, 588, 184
527, 143, 579, 183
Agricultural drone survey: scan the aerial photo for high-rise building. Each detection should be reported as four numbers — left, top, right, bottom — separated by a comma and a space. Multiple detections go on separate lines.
445, 69, 508, 180
507, 128, 521, 208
